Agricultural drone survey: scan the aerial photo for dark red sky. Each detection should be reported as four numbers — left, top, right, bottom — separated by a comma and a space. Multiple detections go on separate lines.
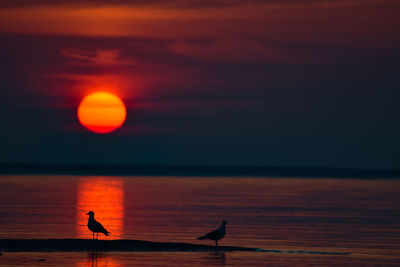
0, 0, 399, 168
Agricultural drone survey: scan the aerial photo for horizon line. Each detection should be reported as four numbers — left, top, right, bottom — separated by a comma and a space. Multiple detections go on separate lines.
0, 163, 399, 179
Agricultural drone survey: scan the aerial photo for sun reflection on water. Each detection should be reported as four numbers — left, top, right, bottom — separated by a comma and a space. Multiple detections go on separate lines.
76, 177, 124, 239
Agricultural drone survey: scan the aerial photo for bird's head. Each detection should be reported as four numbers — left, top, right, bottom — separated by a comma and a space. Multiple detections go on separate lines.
86, 211, 94, 216
222, 220, 227, 225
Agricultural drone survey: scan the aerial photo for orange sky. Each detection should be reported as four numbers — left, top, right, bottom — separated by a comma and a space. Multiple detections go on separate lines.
0, 1, 399, 45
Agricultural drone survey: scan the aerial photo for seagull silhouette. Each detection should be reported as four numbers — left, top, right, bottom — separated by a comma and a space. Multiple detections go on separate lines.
197, 220, 227, 247
86, 211, 110, 240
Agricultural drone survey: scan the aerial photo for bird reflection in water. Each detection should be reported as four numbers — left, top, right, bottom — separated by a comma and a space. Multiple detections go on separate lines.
202, 251, 226, 265
75, 251, 122, 267
77, 177, 124, 239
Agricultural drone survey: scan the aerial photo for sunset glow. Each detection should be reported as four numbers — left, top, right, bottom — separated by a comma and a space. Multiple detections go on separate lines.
77, 92, 127, 134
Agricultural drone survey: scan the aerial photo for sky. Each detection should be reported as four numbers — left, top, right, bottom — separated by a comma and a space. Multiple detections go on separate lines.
0, 0, 399, 169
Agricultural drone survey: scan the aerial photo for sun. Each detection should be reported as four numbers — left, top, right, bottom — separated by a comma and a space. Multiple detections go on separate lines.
77, 91, 127, 134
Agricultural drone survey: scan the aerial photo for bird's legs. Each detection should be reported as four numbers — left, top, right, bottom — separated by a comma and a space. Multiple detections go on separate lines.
92, 232, 94, 240
96, 233, 99, 240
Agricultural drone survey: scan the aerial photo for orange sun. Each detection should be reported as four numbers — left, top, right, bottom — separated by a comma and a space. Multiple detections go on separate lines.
78, 92, 127, 134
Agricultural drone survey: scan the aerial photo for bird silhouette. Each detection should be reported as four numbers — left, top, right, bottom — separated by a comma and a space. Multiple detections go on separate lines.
197, 220, 227, 247
86, 211, 110, 240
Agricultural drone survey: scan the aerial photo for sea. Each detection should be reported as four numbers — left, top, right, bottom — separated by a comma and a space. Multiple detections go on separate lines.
0, 175, 399, 266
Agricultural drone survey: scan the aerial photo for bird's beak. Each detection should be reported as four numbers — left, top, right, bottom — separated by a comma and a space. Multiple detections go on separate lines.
86, 212, 90, 215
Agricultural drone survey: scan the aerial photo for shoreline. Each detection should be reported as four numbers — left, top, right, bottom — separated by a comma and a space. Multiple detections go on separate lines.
0, 239, 350, 255
0, 239, 260, 252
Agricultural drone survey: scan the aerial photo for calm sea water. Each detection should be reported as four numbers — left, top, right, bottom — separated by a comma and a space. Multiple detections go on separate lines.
0, 175, 399, 266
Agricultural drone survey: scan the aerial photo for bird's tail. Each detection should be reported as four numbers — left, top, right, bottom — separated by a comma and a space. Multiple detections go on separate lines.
197, 235, 206, 240
103, 230, 110, 236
